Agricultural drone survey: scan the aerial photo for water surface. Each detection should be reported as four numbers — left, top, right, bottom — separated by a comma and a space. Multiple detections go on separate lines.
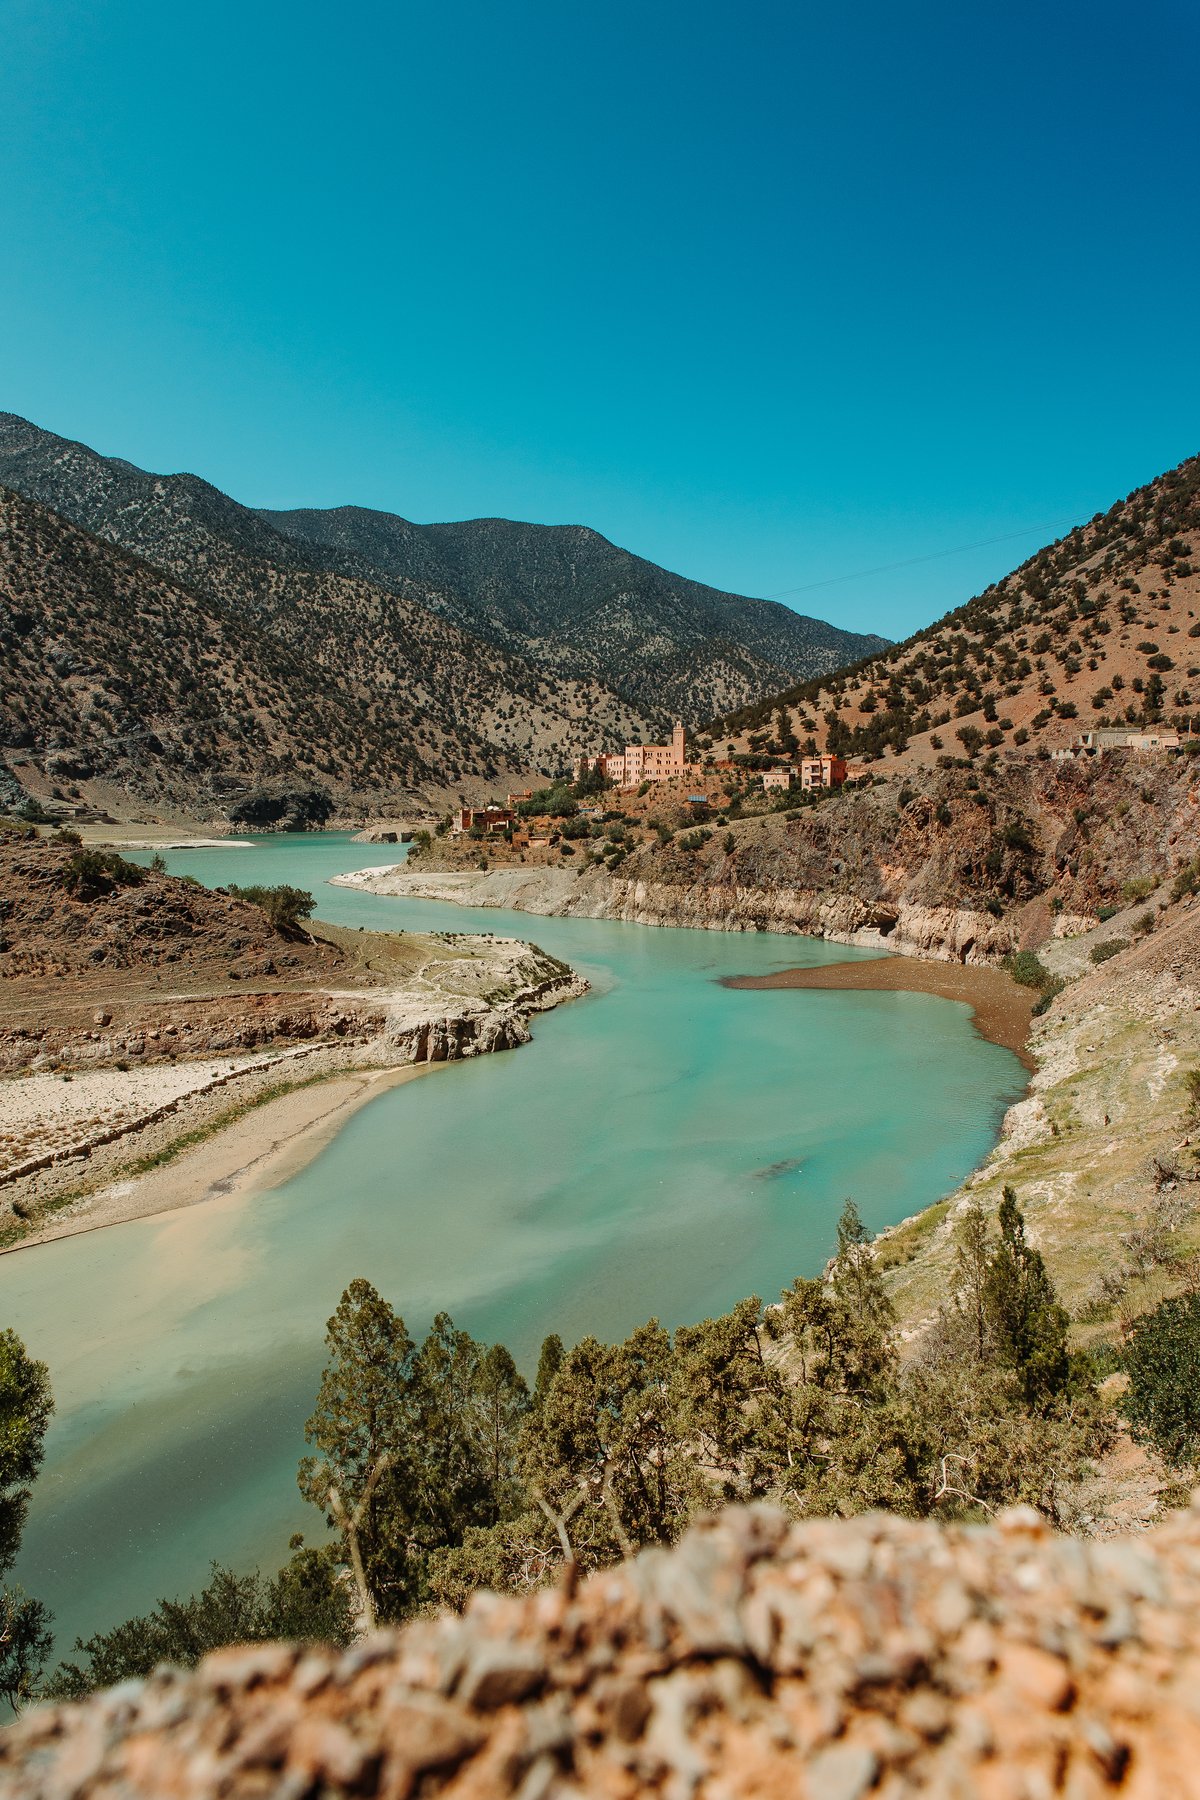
3, 834, 1026, 1654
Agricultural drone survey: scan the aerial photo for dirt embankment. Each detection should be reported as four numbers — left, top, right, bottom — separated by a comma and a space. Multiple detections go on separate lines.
9, 1501, 1200, 1798
0, 839, 586, 1242
395, 754, 1200, 965
875, 896, 1200, 1339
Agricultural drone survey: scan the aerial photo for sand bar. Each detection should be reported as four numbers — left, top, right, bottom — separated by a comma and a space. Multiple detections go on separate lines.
6, 1061, 434, 1250
721, 957, 1036, 1068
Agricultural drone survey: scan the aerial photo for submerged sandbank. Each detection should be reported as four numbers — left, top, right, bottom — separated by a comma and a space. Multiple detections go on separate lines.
5, 1061, 434, 1251
721, 956, 1036, 1068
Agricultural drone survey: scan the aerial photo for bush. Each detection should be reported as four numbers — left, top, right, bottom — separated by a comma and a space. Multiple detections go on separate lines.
60, 850, 146, 902
225, 884, 315, 935
1031, 978, 1066, 1016
1089, 938, 1128, 964
43, 1549, 352, 1699
1123, 1292, 1200, 1466
1006, 951, 1053, 991
1172, 860, 1200, 901
517, 786, 577, 820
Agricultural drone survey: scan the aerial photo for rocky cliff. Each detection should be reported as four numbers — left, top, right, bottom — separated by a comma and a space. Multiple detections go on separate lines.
387, 749, 1200, 965
7, 1501, 1200, 1797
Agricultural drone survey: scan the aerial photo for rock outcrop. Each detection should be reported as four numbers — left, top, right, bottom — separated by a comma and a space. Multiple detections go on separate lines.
336, 865, 1015, 965
8, 1501, 1200, 1797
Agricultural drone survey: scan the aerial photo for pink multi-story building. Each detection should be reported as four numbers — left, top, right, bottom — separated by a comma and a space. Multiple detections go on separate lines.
574, 722, 688, 787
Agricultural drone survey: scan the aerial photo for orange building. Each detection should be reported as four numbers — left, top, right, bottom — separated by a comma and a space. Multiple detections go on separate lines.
800, 754, 847, 790
451, 805, 514, 835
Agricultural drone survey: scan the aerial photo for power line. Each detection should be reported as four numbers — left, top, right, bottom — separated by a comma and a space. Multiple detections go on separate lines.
767, 517, 1082, 600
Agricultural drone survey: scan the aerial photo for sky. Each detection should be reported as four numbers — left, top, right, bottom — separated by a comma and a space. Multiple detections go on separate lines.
1, 0, 1196, 641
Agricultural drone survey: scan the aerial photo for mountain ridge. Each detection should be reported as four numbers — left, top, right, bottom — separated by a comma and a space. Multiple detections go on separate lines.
711, 451, 1200, 769
0, 412, 886, 745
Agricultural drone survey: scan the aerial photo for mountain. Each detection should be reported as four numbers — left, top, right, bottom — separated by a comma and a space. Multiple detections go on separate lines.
713, 453, 1200, 769
0, 414, 887, 763
0, 484, 465, 815
1, 478, 696, 816
258, 505, 889, 717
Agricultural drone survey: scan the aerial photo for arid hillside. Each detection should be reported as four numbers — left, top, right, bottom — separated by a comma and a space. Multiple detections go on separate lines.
0, 834, 353, 997
715, 454, 1200, 771
0, 412, 885, 821
0, 485, 655, 818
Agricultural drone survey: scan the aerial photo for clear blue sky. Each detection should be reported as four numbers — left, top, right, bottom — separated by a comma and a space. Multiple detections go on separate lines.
1, 0, 1196, 639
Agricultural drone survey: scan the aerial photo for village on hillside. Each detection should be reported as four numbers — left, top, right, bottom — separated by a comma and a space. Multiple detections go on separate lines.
425, 706, 1184, 885
443, 713, 1190, 863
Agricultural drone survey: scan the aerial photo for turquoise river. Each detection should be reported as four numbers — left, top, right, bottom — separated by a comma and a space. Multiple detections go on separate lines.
3, 834, 1027, 1658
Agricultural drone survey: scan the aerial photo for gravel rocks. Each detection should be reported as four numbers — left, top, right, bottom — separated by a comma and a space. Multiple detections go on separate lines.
9, 1500, 1200, 1796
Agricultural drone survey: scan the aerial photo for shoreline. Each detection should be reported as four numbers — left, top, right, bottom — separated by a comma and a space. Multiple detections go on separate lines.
720, 956, 1036, 1068
5, 1061, 435, 1251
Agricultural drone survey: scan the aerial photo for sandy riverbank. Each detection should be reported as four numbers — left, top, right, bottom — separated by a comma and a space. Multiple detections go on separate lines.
6, 1060, 434, 1251
721, 956, 1036, 1067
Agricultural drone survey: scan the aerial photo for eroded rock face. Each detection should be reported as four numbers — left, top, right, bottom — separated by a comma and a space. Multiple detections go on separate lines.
8, 1502, 1200, 1797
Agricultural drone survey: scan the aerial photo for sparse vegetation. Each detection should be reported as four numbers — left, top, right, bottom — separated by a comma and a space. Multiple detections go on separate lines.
224, 884, 316, 935
59, 848, 145, 902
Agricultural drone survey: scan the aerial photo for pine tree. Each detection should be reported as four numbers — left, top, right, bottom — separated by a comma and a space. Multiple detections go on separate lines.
298, 1279, 418, 1619
983, 1189, 1071, 1407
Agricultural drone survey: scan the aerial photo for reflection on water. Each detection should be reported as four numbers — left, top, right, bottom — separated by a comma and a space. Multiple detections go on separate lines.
3, 835, 1027, 1653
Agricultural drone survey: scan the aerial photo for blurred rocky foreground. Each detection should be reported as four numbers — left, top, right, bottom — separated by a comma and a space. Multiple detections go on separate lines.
8, 1505, 1200, 1799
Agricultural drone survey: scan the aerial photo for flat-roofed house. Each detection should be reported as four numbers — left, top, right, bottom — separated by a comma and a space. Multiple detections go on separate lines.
1078, 729, 1182, 753
451, 805, 515, 835
800, 753, 848, 790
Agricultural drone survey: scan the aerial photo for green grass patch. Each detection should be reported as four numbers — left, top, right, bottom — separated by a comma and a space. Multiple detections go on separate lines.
874, 1199, 951, 1270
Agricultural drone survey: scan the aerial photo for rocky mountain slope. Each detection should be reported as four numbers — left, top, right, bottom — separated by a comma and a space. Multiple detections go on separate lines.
8, 1501, 1200, 1798
715, 453, 1200, 770
260, 503, 888, 718
0, 413, 884, 813
0, 481, 649, 817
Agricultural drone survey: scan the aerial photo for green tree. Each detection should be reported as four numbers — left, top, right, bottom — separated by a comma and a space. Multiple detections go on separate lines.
298, 1280, 418, 1621
410, 1314, 494, 1548
572, 762, 611, 799
0, 1328, 54, 1708
476, 1344, 530, 1524
982, 1189, 1071, 1407
1123, 1291, 1200, 1466
43, 1544, 353, 1700
954, 1201, 991, 1362
225, 883, 315, 935
531, 1334, 564, 1412
521, 1322, 684, 1565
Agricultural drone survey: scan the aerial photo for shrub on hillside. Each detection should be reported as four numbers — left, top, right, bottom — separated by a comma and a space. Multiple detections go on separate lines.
225, 883, 315, 935
1006, 951, 1053, 990
1123, 1292, 1200, 1466
60, 849, 146, 902
517, 785, 576, 819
